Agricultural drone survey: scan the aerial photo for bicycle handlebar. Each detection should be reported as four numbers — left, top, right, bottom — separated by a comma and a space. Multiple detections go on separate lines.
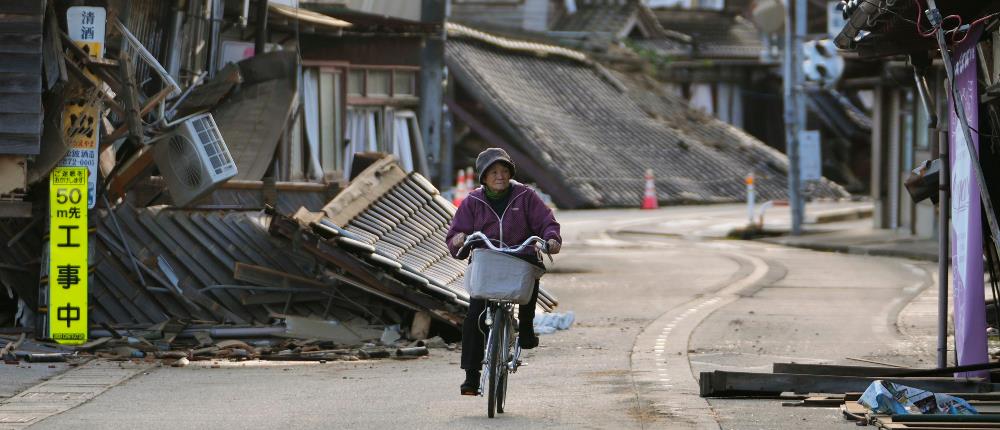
458, 232, 548, 256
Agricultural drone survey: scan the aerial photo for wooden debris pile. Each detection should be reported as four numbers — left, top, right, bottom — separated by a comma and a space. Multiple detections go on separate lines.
701, 361, 1000, 429
2, 327, 456, 369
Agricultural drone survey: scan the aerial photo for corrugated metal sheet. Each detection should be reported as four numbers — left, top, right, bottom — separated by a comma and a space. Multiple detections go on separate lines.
206, 187, 330, 215
93, 206, 323, 325
1, 203, 406, 331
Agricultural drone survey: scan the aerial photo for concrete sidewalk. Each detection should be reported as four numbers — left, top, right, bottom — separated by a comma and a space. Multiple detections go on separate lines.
759, 224, 939, 262
611, 201, 939, 262
750, 203, 939, 262
610, 201, 875, 240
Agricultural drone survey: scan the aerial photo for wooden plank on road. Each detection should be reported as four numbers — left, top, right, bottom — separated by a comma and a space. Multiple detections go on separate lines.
774, 362, 1000, 378
699, 371, 999, 397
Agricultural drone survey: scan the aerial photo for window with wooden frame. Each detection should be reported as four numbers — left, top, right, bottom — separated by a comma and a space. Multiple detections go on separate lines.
304, 62, 423, 178
344, 66, 420, 105
303, 62, 348, 178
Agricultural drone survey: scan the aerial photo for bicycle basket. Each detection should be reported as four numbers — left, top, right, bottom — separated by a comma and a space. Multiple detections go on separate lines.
463, 249, 545, 304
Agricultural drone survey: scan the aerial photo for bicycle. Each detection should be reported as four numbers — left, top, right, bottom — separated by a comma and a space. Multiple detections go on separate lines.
459, 232, 550, 418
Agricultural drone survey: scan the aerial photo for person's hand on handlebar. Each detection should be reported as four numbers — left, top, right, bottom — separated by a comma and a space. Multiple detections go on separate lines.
450, 232, 467, 249
546, 239, 561, 254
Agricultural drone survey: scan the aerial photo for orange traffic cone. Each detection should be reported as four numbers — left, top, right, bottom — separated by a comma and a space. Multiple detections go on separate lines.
453, 169, 466, 206
641, 168, 658, 210
465, 167, 475, 193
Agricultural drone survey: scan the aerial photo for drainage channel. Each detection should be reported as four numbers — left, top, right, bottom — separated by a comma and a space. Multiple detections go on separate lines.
0, 360, 152, 428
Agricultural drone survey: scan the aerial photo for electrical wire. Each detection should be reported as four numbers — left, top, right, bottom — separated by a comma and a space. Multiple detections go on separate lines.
952, 12, 1000, 44
908, 0, 1000, 44
860, 0, 998, 44
911, 0, 957, 38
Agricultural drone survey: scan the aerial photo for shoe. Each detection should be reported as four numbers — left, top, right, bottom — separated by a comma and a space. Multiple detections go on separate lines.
460, 369, 480, 395
519, 333, 539, 349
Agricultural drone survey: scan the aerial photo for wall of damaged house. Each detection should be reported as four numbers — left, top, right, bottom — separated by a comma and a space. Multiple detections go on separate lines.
299, 34, 429, 181
0, 0, 468, 350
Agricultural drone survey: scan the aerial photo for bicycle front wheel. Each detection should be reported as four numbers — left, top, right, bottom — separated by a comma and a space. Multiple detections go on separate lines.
487, 309, 506, 418
496, 331, 509, 414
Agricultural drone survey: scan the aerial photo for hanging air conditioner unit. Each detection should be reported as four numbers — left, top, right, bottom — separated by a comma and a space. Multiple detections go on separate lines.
153, 112, 238, 207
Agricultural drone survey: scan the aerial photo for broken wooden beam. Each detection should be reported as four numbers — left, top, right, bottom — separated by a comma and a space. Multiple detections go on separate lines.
117, 50, 142, 147
240, 292, 328, 306
773, 361, 1000, 378
105, 86, 174, 144
889, 414, 1000, 423
698, 371, 999, 398
233, 262, 328, 290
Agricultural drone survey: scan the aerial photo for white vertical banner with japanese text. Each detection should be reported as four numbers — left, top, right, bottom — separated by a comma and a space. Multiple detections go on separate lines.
950, 25, 988, 379
62, 6, 106, 209
49, 167, 88, 345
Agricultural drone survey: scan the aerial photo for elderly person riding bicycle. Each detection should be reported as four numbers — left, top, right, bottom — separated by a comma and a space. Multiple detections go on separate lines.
446, 148, 562, 396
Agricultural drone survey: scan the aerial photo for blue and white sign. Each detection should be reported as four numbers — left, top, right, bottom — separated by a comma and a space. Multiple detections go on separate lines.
799, 130, 822, 182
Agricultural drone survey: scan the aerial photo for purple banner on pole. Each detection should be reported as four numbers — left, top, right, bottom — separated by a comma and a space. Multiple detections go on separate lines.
950, 25, 987, 379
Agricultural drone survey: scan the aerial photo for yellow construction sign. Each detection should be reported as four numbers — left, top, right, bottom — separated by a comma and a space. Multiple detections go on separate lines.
49, 167, 88, 344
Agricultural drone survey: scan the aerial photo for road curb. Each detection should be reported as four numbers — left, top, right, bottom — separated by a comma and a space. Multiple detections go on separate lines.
812, 206, 874, 224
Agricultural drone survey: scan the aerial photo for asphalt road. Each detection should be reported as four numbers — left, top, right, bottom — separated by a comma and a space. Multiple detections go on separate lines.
28, 205, 935, 430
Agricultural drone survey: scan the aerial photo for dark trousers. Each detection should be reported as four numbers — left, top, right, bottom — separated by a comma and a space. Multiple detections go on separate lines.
461, 280, 539, 370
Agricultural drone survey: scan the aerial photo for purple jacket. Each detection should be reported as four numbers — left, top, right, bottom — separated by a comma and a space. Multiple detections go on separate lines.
446, 182, 561, 260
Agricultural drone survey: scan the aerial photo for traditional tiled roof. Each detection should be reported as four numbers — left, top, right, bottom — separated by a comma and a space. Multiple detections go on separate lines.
445, 28, 847, 208
553, 2, 636, 36
631, 37, 691, 57
553, 1, 689, 47
650, 9, 763, 59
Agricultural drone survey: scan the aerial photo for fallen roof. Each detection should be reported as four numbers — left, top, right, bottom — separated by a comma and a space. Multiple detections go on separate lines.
5, 158, 556, 334
49, 186, 469, 329
445, 25, 847, 208
288, 156, 559, 314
